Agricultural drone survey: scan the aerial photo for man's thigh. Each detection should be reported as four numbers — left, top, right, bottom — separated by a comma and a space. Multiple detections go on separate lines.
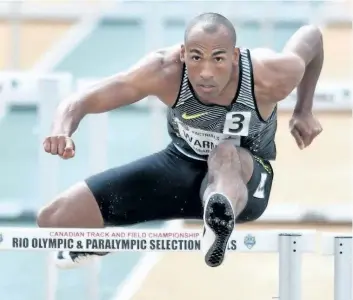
200, 149, 274, 223
85, 144, 208, 226
236, 155, 274, 223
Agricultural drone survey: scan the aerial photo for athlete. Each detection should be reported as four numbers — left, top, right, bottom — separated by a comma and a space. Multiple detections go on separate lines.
37, 13, 323, 268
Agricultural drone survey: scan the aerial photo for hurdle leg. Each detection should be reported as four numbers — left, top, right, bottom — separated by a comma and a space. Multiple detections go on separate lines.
86, 256, 101, 300
46, 252, 58, 300
334, 236, 352, 300
38, 75, 72, 300
278, 233, 302, 300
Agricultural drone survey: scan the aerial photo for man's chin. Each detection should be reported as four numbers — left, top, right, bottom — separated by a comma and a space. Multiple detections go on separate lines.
196, 87, 219, 99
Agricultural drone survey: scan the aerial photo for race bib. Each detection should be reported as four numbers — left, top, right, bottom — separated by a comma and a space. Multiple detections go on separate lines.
176, 111, 251, 156
223, 111, 251, 136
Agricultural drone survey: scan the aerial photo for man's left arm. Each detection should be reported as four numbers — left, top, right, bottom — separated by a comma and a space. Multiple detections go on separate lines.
252, 25, 324, 149
282, 25, 324, 113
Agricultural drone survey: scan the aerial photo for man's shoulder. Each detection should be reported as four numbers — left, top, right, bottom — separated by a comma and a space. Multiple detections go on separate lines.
247, 47, 278, 64
131, 44, 182, 77
137, 45, 183, 105
153, 44, 183, 79
246, 47, 304, 104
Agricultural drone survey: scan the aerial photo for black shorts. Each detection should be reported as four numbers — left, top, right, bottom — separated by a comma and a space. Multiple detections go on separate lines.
85, 143, 274, 226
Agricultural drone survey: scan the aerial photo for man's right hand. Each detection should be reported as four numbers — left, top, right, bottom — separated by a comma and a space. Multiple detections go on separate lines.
43, 135, 75, 159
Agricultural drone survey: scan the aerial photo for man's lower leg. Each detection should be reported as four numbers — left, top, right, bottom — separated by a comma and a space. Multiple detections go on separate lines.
202, 143, 250, 267
37, 182, 109, 269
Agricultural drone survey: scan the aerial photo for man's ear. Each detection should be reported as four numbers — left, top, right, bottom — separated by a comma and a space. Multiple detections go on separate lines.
233, 47, 240, 65
180, 44, 185, 63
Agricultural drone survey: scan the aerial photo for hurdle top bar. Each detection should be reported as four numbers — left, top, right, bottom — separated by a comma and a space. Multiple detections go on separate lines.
0, 71, 73, 106
0, 227, 317, 253
321, 232, 352, 255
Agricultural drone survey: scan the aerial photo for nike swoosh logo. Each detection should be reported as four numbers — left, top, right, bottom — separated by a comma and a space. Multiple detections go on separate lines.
182, 112, 208, 120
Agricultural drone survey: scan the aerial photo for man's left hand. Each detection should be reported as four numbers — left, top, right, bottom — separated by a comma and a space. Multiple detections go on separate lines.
289, 112, 323, 149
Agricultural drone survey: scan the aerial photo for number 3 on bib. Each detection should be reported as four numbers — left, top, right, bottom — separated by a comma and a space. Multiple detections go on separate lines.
223, 112, 251, 136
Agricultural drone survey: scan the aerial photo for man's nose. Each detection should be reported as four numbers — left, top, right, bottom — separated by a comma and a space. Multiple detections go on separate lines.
200, 63, 214, 81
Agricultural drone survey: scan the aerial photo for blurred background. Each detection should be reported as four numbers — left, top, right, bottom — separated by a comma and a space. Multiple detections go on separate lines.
0, 1, 351, 300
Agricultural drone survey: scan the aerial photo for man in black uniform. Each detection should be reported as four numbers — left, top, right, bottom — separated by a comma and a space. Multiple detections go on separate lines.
37, 13, 323, 268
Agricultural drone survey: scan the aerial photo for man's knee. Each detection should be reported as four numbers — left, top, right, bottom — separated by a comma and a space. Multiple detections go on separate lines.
37, 196, 68, 228
213, 140, 238, 155
37, 181, 104, 228
209, 141, 239, 163
210, 142, 254, 182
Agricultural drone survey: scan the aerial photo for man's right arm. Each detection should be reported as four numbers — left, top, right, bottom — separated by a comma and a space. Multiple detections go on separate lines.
52, 51, 169, 137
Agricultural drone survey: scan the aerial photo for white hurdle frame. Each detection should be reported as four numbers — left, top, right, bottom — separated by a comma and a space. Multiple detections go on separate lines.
77, 79, 109, 300
0, 228, 317, 300
0, 74, 12, 120
321, 233, 353, 300
278, 233, 303, 300
41, 78, 109, 300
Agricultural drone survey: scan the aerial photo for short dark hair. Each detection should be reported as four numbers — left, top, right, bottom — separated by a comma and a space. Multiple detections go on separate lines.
184, 13, 237, 46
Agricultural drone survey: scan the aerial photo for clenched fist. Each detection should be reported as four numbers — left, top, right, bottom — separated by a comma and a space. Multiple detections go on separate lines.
43, 135, 75, 159
289, 112, 323, 150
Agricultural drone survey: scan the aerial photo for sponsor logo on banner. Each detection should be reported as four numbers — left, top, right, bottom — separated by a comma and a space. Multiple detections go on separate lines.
244, 234, 256, 249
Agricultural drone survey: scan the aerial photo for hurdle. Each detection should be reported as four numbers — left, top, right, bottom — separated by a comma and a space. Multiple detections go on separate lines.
0, 72, 109, 299
0, 72, 350, 300
0, 227, 317, 300
321, 232, 353, 300
0, 74, 11, 119
0, 71, 74, 219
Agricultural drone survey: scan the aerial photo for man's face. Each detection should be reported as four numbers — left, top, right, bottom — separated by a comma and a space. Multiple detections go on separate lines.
180, 24, 238, 100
